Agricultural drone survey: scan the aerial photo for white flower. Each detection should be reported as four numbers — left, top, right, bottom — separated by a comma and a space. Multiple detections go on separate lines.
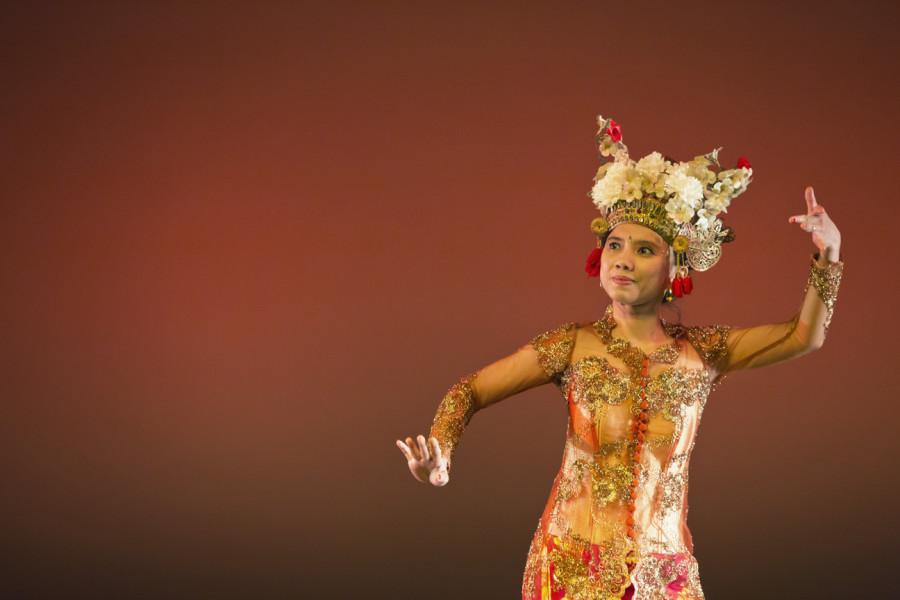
651, 178, 667, 198
685, 158, 716, 186
623, 174, 643, 201
664, 170, 704, 209
703, 190, 731, 214
635, 151, 666, 181
590, 178, 616, 209
665, 198, 695, 225
731, 168, 751, 190
694, 207, 714, 230
665, 161, 686, 176
590, 161, 628, 209
712, 178, 735, 196
599, 138, 617, 157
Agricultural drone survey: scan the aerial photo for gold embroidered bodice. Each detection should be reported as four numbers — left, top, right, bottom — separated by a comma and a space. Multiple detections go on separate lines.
519, 307, 726, 599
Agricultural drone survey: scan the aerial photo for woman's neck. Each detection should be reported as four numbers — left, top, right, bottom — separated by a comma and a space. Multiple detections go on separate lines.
608, 301, 670, 344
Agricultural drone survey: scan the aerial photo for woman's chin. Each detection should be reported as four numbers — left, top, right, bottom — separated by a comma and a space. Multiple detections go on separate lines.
604, 290, 658, 306
605, 288, 635, 299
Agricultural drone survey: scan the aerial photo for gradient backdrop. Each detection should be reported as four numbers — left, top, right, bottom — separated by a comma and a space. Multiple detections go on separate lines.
2, 1, 898, 598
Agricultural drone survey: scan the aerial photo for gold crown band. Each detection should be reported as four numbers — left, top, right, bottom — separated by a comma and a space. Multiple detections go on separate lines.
601, 198, 679, 245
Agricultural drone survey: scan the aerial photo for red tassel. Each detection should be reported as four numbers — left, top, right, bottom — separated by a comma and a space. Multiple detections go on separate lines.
672, 276, 683, 297
585, 247, 603, 277
683, 275, 693, 294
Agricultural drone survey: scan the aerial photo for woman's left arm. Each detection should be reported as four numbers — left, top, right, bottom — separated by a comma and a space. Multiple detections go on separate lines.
719, 186, 844, 375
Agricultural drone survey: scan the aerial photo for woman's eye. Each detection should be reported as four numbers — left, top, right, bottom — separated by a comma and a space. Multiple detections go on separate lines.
607, 242, 653, 254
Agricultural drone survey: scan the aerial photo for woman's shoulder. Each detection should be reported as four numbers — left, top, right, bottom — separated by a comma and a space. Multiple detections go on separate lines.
670, 321, 732, 369
528, 320, 579, 346
526, 320, 590, 378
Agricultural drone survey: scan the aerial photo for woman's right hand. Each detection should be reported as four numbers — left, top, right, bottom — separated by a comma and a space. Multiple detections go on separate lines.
396, 434, 450, 486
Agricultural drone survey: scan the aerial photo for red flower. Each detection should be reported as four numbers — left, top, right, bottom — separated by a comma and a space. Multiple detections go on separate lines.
585, 247, 603, 277
736, 155, 752, 169
606, 119, 622, 142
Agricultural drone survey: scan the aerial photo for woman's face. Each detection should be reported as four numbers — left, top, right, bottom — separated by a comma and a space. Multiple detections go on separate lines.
599, 223, 675, 307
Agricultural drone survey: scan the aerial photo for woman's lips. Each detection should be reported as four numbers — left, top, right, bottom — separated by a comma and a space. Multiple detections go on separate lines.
611, 276, 634, 284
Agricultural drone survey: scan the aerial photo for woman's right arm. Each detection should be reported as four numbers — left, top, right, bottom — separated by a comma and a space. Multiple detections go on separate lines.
396, 322, 578, 486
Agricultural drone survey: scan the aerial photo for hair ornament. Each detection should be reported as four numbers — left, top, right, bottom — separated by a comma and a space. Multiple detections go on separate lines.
584, 114, 753, 299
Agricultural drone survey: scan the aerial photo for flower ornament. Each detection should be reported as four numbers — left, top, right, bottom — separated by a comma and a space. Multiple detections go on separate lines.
606, 119, 622, 142
585, 245, 604, 277
589, 116, 752, 228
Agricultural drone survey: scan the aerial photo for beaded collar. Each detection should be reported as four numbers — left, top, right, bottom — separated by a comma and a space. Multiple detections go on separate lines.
593, 304, 684, 375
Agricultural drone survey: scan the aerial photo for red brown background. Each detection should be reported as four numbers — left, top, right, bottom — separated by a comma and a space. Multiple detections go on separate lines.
2, 1, 897, 598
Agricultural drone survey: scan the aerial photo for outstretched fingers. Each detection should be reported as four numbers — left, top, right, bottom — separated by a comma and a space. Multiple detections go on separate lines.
790, 186, 827, 231
416, 434, 431, 463
404, 436, 420, 461
396, 439, 415, 461
789, 213, 815, 231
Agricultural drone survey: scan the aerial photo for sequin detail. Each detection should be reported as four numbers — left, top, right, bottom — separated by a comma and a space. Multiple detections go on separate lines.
543, 528, 634, 600
657, 453, 689, 518
529, 322, 578, 384
558, 459, 635, 508
803, 253, 843, 337
631, 550, 704, 599
428, 372, 478, 470
593, 305, 682, 375
683, 324, 731, 373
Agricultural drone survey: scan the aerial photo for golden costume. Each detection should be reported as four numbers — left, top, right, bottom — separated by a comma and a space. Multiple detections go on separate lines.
430, 252, 842, 599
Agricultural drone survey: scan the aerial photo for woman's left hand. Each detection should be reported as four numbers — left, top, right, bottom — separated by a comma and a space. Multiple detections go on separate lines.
788, 186, 842, 262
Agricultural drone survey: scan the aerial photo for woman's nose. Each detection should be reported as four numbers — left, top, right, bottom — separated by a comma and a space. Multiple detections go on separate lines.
615, 258, 634, 270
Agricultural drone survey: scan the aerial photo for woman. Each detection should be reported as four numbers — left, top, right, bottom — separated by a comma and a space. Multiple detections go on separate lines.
396, 115, 843, 599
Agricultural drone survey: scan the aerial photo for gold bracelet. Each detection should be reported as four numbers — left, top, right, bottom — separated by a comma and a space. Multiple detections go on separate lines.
803, 253, 844, 336
429, 372, 478, 470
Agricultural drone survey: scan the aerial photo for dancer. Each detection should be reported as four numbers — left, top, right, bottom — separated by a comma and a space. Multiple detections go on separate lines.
396, 115, 843, 599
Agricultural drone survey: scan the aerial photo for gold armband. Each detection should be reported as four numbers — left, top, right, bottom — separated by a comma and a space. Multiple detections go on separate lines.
803, 253, 844, 336
428, 372, 478, 470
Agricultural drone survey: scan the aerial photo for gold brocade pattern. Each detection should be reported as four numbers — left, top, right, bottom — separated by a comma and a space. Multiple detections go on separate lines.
428, 372, 477, 470
544, 527, 634, 600
557, 459, 635, 507
657, 453, 689, 517
530, 322, 579, 384
803, 253, 844, 336
421, 253, 845, 598
521, 307, 726, 600
593, 306, 682, 376
631, 550, 704, 600
682, 324, 731, 373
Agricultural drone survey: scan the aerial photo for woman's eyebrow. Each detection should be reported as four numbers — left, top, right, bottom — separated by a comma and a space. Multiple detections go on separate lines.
607, 235, 658, 247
